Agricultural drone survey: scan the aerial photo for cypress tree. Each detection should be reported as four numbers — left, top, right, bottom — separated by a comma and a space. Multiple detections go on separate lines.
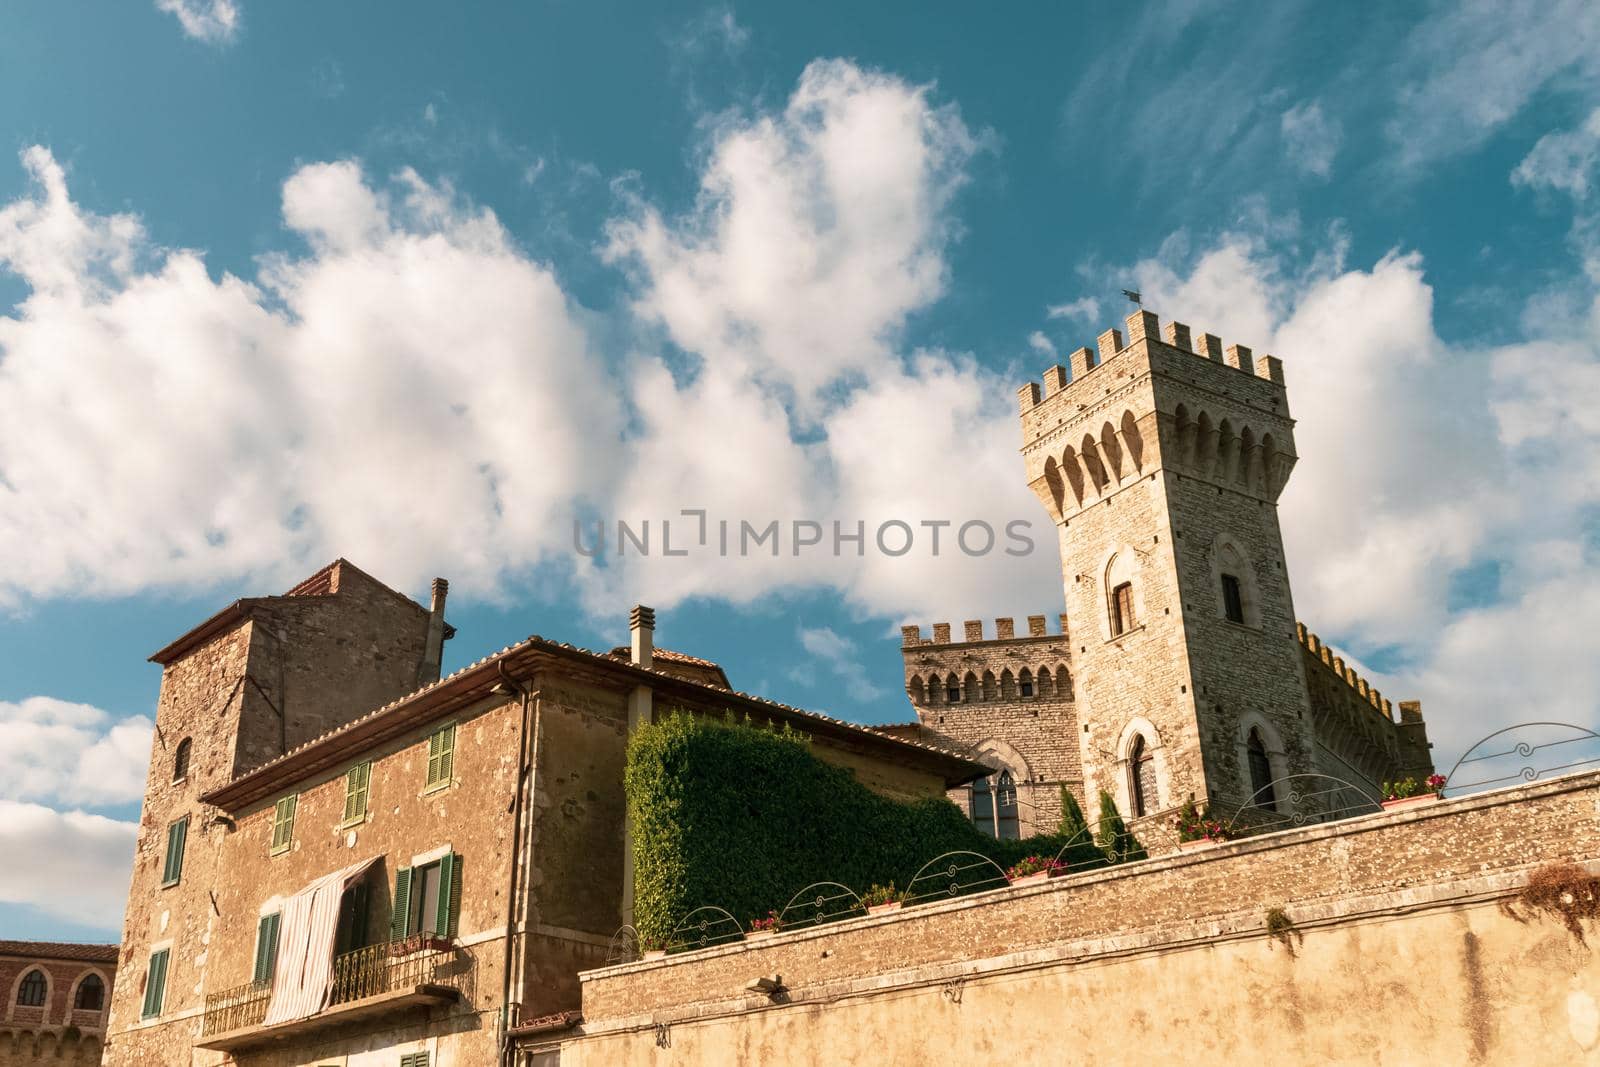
1095, 788, 1149, 863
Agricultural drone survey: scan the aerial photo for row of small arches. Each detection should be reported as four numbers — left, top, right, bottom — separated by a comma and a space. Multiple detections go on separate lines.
1044, 409, 1147, 512
909, 665, 1073, 705
1167, 404, 1285, 495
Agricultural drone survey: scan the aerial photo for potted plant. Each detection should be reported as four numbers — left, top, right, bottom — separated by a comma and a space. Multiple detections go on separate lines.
1172, 800, 1234, 850
1382, 774, 1446, 809
746, 911, 783, 940
641, 935, 666, 961
862, 883, 903, 915
1006, 856, 1064, 886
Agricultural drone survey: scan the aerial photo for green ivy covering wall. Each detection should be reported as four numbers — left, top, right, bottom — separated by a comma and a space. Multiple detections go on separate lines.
625, 711, 1108, 941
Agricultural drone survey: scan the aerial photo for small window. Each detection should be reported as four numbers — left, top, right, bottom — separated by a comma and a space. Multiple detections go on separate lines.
390, 853, 462, 941
141, 949, 169, 1019
1248, 728, 1278, 810
172, 738, 192, 783
1111, 582, 1135, 636
335, 881, 371, 955
1221, 573, 1245, 624
971, 776, 995, 837
161, 816, 188, 887
16, 969, 46, 1007
400, 1053, 431, 1067
945, 680, 960, 703
1129, 735, 1156, 817
253, 913, 281, 985
1019, 675, 1034, 698
271, 795, 297, 856
74, 973, 104, 1011
343, 762, 371, 825
426, 724, 456, 791
996, 771, 1020, 840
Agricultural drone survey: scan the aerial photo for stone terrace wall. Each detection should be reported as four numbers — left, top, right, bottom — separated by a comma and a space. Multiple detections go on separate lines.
568, 771, 1600, 1065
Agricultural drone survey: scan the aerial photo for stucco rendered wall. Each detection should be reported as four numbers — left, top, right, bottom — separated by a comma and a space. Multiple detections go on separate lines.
562, 770, 1600, 1066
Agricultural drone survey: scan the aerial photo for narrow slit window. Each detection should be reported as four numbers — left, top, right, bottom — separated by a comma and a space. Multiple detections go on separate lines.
1221, 573, 1245, 624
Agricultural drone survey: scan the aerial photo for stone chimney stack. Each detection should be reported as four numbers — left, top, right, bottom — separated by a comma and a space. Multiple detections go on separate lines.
630, 604, 655, 670
418, 578, 449, 685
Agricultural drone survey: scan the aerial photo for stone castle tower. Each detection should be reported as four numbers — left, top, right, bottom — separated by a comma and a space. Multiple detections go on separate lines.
900, 308, 1432, 836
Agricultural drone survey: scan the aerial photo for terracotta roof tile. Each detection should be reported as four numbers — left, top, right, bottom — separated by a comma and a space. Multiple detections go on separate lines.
0, 940, 118, 964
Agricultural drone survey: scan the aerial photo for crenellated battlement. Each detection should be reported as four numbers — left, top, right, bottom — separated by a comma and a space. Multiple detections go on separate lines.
1017, 307, 1285, 415
1295, 622, 1398, 723
901, 614, 1069, 648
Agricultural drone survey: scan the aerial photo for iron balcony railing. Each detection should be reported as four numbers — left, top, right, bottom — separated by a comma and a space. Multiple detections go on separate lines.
201, 978, 270, 1035
201, 937, 460, 1036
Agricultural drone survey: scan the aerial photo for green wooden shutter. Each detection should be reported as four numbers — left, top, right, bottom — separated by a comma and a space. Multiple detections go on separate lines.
272, 795, 297, 854
426, 725, 455, 789
253, 913, 280, 984
438, 725, 454, 783
390, 867, 412, 941
343, 762, 370, 823
435, 853, 462, 938
162, 818, 188, 885
141, 949, 169, 1018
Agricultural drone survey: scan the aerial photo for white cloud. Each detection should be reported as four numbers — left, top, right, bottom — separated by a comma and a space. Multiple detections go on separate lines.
0, 147, 620, 605
0, 802, 135, 931
1388, 0, 1600, 170
605, 59, 980, 410
585, 60, 1058, 624
1514, 108, 1600, 200
154, 0, 239, 45
0, 697, 152, 808
1045, 296, 1100, 323
1027, 331, 1057, 359
796, 626, 884, 702
1280, 101, 1340, 179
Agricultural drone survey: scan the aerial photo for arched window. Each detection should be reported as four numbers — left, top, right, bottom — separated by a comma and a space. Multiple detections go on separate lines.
1248, 728, 1277, 810
996, 771, 1020, 840
1111, 582, 1135, 636
945, 676, 960, 703
1129, 736, 1157, 817
17, 969, 46, 1007
971, 775, 995, 837
173, 737, 192, 782
1018, 669, 1034, 699
1221, 573, 1245, 623
74, 974, 104, 1011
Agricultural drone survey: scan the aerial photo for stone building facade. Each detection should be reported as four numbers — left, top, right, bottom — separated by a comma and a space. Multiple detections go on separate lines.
899, 309, 1434, 840
102, 562, 985, 1067
0, 940, 116, 1067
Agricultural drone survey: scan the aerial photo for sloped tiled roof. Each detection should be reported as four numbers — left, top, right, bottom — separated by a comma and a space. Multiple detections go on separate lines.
0, 940, 118, 964
201, 631, 989, 810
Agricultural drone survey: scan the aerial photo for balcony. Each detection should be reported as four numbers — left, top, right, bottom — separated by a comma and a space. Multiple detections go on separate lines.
197, 936, 467, 1052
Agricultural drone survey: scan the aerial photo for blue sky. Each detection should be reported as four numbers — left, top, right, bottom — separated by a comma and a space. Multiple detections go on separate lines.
4, 0, 1600, 940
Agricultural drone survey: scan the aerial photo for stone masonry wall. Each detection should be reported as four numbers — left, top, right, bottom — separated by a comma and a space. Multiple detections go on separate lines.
900, 619, 1078, 833
105, 693, 524, 1067
567, 770, 1600, 1066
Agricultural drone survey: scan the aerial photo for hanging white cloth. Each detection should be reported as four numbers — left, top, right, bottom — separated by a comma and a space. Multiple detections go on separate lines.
262, 856, 380, 1026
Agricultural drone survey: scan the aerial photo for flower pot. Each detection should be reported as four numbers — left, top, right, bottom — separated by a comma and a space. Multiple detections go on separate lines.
1009, 871, 1050, 887
1382, 793, 1441, 810
867, 901, 902, 916
642, 950, 665, 961
745, 929, 776, 941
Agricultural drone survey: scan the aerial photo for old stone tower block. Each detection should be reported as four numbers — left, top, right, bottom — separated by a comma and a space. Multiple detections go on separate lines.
903, 308, 1433, 838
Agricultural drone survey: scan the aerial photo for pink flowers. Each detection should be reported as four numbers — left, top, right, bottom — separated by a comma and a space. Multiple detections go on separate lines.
747, 911, 783, 933
1007, 855, 1065, 880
